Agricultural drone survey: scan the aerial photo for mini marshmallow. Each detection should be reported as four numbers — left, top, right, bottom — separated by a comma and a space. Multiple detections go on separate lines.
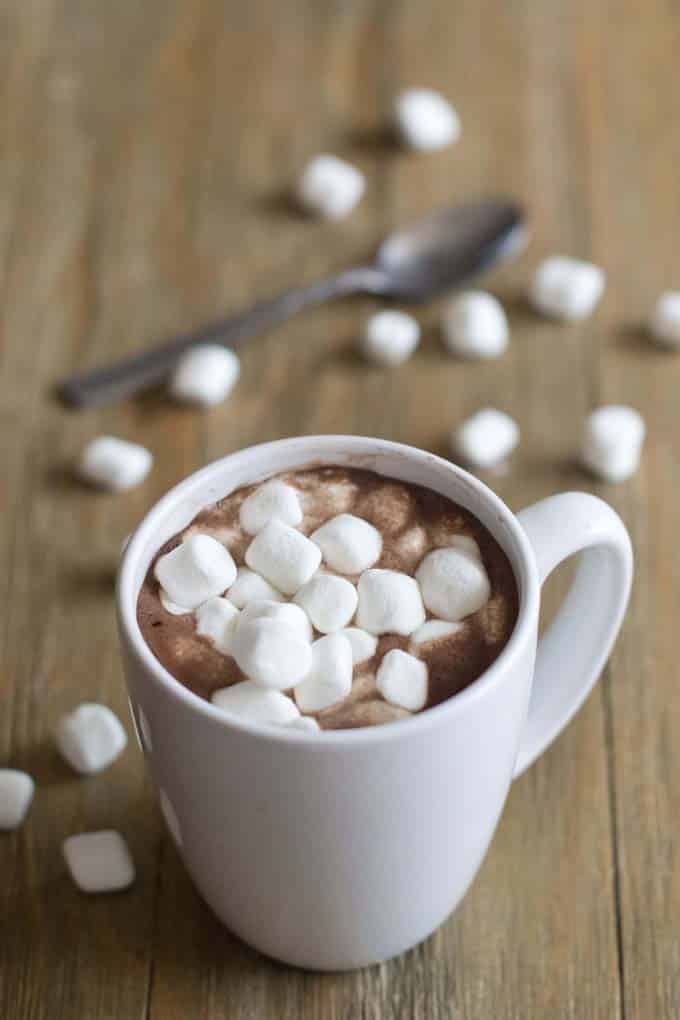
581, 405, 646, 482
55, 703, 127, 775
245, 520, 321, 595
295, 574, 358, 634
416, 547, 491, 622
284, 715, 321, 732
339, 627, 378, 664
649, 291, 680, 349
159, 588, 191, 615
63, 830, 135, 893
376, 649, 428, 711
359, 310, 421, 367
232, 618, 312, 690
442, 291, 509, 359
411, 620, 462, 646
294, 633, 353, 713
356, 569, 426, 636
311, 513, 382, 574
453, 408, 519, 469
239, 599, 313, 642
212, 681, 300, 725
297, 154, 365, 220
227, 567, 284, 609
0, 770, 35, 831
449, 534, 483, 560
155, 534, 237, 610
529, 256, 605, 321
169, 344, 240, 407
195, 597, 240, 654
239, 479, 303, 535
79, 436, 153, 491
394, 88, 461, 151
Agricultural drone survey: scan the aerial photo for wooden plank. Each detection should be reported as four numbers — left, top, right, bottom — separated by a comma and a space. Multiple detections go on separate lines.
581, 1, 680, 1017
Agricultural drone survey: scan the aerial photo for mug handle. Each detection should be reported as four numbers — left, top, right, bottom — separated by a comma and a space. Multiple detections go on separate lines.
513, 492, 633, 777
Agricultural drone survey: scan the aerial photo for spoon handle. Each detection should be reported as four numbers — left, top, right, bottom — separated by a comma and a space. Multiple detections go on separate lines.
56, 266, 384, 408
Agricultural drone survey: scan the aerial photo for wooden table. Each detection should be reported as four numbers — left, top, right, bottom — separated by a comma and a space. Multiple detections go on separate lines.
1, 1, 678, 1016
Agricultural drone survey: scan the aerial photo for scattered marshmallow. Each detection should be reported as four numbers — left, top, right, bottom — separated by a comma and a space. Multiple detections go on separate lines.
283, 715, 321, 732
411, 620, 462, 646
295, 573, 358, 634
239, 599, 313, 642
245, 520, 321, 595
529, 255, 605, 321
160, 588, 191, 615
311, 513, 382, 574
339, 627, 378, 664
195, 597, 240, 654
649, 291, 680, 349
62, 830, 135, 893
442, 291, 509, 359
294, 633, 353, 713
0, 770, 35, 830
78, 436, 153, 492
212, 681, 300, 725
227, 567, 284, 609
239, 479, 303, 535
356, 569, 426, 636
416, 547, 491, 622
169, 344, 240, 407
297, 154, 365, 220
155, 534, 237, 610
394, 88, 461, 151
232, 618, 312, 690
581, 405, 646, 482
359, 310, 420, 367
452, 408, 519, 469
55, 703, 127, 775
376, 649, 428, 711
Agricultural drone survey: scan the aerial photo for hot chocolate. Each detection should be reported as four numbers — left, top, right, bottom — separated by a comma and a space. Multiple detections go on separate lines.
137, 466, 518, 730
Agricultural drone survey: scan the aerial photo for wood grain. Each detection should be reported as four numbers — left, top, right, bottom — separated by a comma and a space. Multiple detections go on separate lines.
0, 0, 677, 1016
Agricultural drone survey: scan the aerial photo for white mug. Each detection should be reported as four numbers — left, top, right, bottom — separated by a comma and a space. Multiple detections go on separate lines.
117, 436, 632, 971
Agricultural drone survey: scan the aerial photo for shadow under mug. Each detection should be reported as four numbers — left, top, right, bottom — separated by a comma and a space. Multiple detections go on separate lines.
117, 436, 632, 971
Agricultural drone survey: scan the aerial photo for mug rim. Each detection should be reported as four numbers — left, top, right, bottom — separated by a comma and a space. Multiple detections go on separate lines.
117, 435, 540, 747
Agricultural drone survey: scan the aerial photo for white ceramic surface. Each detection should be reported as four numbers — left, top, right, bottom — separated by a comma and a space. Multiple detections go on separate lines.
117, 436, 632, 971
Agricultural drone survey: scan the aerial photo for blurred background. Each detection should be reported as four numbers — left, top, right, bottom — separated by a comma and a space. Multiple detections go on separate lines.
1, 1, 678, 1018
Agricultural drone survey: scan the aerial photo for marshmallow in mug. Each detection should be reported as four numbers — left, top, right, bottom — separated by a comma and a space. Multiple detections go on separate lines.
155, 534, 237, 610
79, 436, 153, 491
648, 291, 680, 349
169, 345, 240, 407
295, 574, 358, 634
376, 649, 428, 712
239, 599, 313, 643
227, 567, 284, 609
394, 88, 461, 151
452, 408, 520, 470
416, 547, 491, 622
294, 633, 353, 713
296, 154, 365, 220
529, 255, 605, 321
311, 513, 382, 574
580, 405, 645, 482
442, 291, 509, 359
212, 680, 300, 725
356, 569, 426, 636
239, 479, 303, 535
245, 520, 321, 595
195, 597, 240, 654
63, 831, 135, 893
232, 617, 312, 690
359, 310, 421, 367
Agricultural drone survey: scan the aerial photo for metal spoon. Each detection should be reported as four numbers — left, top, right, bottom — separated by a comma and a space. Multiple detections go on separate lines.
57, 197, 526, 408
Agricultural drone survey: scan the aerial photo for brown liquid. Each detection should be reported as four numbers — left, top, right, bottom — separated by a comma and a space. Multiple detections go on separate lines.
137, 467, 519, 729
